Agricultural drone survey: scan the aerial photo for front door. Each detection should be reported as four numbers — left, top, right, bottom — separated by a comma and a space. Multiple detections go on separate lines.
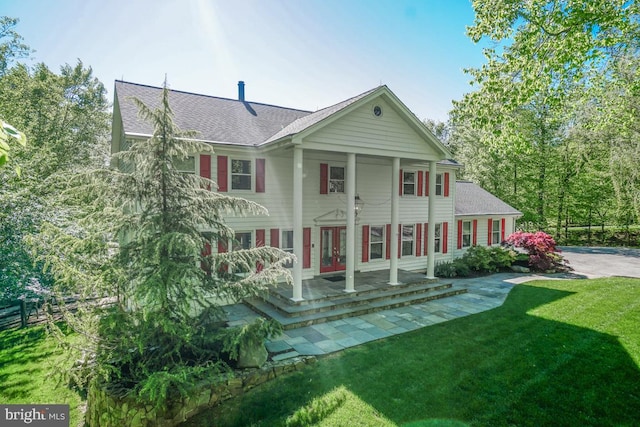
320, 226, 347, 273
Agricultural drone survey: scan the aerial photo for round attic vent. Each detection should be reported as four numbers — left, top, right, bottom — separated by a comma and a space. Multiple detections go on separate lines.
373, 105, 382, 117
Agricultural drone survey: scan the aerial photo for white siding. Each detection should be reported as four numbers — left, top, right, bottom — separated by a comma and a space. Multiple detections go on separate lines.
302, 99, 442, 160
208, 149, 457, 277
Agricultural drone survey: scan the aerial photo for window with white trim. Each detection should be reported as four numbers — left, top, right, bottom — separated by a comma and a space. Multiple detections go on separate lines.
403, 171, 416, 195
401, 224, 414, 256
231, 159, 252, 190
233, 231, 252, 251
329, 166, 345, 193
492, 220, 501, 245
369, 226, 384, 260
282, 230, 294, 268
434, 223, 442, 253
174, 156, 195, 174
462, 221, 472, 248
435, 173, 443, 196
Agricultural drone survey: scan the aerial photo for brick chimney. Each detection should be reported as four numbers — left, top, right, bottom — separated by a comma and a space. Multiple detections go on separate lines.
238, 81, 245, 102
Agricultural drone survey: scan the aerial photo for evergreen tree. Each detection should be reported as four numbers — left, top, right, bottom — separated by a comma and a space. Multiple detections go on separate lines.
35, 82, 292, 404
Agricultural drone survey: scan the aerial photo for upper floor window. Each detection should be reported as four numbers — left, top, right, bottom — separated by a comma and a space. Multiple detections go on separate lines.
403, 172, 416, 195
329, 166, 345, 193
233, 231, 252, 251
435, 173, 443, 196
174, 156, 195, 174
231, 159, 252, 190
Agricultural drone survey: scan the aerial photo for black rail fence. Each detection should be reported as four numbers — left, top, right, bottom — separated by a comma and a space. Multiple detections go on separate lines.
0, 296, 114, 330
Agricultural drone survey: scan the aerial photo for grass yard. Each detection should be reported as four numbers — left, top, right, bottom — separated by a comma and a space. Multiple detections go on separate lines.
0, 324, 84, 427
183, 277, 640, 427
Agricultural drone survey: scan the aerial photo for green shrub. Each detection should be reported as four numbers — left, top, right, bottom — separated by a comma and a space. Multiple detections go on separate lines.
460, 246, 515, 273
435, 246, 515, 277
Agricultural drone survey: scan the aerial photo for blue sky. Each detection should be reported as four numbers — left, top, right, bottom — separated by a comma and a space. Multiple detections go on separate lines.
2, 0, 486, 121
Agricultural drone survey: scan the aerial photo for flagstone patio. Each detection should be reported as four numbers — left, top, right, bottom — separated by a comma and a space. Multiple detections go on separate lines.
225, 271, 583, 361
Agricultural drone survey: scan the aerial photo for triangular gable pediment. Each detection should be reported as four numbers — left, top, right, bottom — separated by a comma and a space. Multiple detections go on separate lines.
278, 86, 450, 161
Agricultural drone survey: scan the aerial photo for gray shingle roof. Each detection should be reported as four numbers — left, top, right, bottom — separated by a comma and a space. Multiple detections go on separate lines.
455, 181, 522, 216
115, 80, 311, 146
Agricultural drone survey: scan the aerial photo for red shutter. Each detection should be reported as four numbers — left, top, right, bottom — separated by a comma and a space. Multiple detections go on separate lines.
217, 155, 228, 192
417, 171, 424, 196
362, 225, 369, 262
303, 227, 311, 268
488, 218, 493, 246
443, 222, 448, 253
256, 229, 265, 272
270, 228, 279, 248
200, 154, 211, 190
385, 224, 391, 260
399, 169, 403, 196
501, 218, 506, 242
201, 242, 211, 273
256, 158, 265, 193
320, 163, 328, 194
457, 220, 463, 249
256, 229, 265, 247
472, 219, 478, 246
424, 222, 429, 255
444, 172, 450, 197
398, 224, 402, 258
425, 172, 430, 197
416, 223, 422, 257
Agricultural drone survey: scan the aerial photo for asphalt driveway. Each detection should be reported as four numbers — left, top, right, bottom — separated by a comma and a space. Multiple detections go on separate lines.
559, 246, 640, 278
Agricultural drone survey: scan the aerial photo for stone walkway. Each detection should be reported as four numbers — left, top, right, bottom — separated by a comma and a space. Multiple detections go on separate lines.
224, 271, 585, 360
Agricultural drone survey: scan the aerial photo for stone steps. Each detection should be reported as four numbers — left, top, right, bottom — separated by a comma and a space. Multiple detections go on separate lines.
245, 281, 467, 330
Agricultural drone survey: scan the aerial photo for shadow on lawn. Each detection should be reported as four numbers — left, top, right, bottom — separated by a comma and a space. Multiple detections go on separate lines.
186, 284, 640, 426
0, 326, 62, 401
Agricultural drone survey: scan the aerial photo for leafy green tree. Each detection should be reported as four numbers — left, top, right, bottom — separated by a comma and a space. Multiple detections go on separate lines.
0, 17, 31, 76
33, 83, 292, 405
0, 60, 110, 303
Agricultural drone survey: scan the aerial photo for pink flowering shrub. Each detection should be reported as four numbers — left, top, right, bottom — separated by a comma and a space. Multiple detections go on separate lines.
506, 231, 566, 271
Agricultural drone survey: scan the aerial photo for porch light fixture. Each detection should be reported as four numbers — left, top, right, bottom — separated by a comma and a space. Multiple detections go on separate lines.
354, 194, 364, 217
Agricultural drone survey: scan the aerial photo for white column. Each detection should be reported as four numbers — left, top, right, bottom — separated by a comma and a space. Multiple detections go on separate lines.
292, 145, 304, 301
345, 153, 356, 292
427, 160, 437, 279
389, 157, 400, 285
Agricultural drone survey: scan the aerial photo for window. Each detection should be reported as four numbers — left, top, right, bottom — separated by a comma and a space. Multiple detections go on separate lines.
369, 226, 384, 260
492, 220, 501, 245
282, 230, 294, 268
403, 171, 416, 195
233, 232, 252, 251
329, 166, 345, 193
462, 221, 472, 248
434, 223, 441, 253
231, 159, 252, 190
174, 156, 195, 174
435, 173, 443, 196
402, 225, 414, 256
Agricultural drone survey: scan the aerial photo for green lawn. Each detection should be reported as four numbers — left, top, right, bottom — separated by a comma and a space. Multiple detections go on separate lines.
183, 277, 640, 427
0, 324, 84, 427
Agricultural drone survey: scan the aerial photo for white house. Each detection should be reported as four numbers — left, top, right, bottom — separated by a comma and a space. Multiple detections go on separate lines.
111, 80, 521, 302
